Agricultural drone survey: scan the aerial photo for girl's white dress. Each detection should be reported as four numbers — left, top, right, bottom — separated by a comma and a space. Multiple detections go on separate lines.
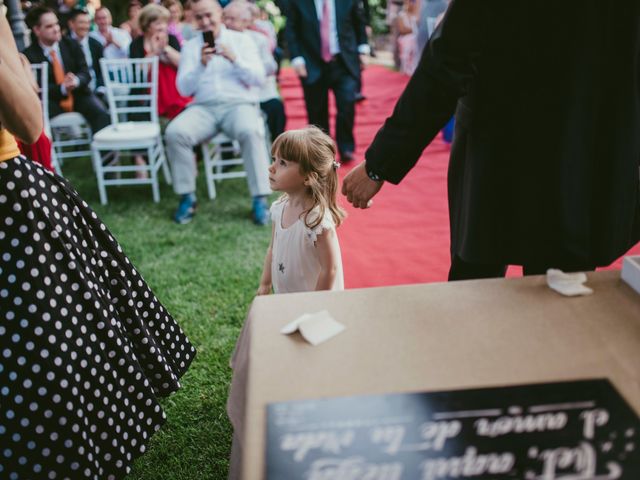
270, 198, 344, 293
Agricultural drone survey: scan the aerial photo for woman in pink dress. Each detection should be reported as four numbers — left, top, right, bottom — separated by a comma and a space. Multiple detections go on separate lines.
395, 0, 420, 75
163, 0, 186, 45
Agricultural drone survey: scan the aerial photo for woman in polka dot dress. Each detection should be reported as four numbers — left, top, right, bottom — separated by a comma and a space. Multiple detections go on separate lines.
0, 14, 196, 480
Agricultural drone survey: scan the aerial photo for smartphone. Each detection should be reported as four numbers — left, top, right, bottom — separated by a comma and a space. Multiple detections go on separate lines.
203, 30, 215, 49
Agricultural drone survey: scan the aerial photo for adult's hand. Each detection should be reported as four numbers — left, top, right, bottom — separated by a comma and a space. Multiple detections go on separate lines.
149, 32, 168, 56
103, 29, 113, 45
201, 45, 215, 66
63, 72, 78, 91
216, 43, 237, 63
293, 63, 307, 78
342, 162, 383, 209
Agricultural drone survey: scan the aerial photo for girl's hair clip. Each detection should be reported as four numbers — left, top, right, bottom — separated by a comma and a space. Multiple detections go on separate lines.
332, 161, 341, 170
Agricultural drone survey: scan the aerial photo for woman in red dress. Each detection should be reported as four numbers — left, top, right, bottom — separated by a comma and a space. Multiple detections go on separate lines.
129, 3, 192, 177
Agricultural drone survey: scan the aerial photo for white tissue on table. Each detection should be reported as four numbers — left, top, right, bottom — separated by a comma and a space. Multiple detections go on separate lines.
546, 269, 593, 297
280, 310, 345, 346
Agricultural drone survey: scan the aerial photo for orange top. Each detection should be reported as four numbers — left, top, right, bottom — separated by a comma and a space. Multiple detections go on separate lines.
0, 128, 20, 163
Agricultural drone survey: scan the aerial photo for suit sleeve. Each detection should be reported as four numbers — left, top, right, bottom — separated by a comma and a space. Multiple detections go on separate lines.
280, 0, 303, 61
68, 39, 92, 91
361, 0, 371, 25
365, 0, 487, 184
351, 0, 368, 47
92, 40, 105, 87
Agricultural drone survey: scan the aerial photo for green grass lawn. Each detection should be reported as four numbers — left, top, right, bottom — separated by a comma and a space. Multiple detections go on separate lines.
63, 159, 273, 479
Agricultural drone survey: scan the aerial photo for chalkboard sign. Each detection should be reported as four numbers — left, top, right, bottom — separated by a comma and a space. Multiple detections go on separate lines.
266, 379, 639, 479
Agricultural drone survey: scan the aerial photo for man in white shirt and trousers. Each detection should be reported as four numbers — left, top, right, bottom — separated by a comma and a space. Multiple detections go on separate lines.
165, 0, 272, 225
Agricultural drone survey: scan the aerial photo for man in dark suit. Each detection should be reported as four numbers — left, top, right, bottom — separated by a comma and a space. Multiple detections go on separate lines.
281, 0, 369, 162
354, 0, 371, 103
23, 5, 110, 134
67, 7, 106, 103
343, 0, 640, 280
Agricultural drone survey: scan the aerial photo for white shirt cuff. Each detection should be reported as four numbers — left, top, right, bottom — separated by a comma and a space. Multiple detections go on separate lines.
358, 44, 371, 56
291, 56, 306, 68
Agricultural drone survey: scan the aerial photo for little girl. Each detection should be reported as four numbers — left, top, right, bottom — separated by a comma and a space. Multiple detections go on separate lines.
257, 126, 346, 294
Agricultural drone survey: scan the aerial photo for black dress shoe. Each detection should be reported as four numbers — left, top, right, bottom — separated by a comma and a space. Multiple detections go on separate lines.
341, 151, 354, 163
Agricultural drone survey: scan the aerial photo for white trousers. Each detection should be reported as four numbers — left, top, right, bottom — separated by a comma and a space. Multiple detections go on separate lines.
165, 100, 272, 197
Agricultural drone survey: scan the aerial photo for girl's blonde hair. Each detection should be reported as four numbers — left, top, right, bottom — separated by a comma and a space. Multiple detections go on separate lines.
271, 126, 346, 230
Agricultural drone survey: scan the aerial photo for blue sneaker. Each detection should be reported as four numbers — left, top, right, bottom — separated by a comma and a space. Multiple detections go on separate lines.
174, 193, 197, 224
252, 196, 269, 226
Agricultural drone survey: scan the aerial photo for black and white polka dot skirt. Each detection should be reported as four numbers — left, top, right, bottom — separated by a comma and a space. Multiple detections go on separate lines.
0, 156, 196, 479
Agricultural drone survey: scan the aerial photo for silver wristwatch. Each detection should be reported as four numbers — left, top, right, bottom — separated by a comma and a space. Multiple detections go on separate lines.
365, 163, 383, 182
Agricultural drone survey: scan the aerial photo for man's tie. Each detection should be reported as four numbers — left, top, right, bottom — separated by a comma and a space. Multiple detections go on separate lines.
50, 49, 73, 112
320, 0, 332, 63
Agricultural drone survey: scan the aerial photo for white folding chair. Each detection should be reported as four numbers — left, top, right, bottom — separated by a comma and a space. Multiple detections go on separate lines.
200, 134, 246, 200
200, 109, 272, 200
30, 62, 62, 175
36, 61, 92, 165
92, 57, 171, 204
50, 112, 93, 164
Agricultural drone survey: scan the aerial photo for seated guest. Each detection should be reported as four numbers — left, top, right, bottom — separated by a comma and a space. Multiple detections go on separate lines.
163, 0, 186, 45
23, 5, 110, 135
120, 0, 143, 39
130, 3, 192, 178
91, 6, 132, 60
46, 0, 78, 33
67, 7, 106, 101
130, 3, 190, 120
394, 0, 419, 76
223, 1, 285, 141
165, 0, 271, 225
181, 0, 198, 42
250, 2, 277, 53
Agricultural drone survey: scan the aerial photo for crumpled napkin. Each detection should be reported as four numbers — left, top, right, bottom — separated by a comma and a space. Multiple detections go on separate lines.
280, 310, 345, 346
546, 269, 593, 297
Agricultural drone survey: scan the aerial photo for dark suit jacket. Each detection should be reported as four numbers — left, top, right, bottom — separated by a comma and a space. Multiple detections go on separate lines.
360, 0, 370, 25
69, 35, 105, 90
366, 0, 640, 267
281, 0, 367, 83
23, 36, 93, 103
88, 36, 105, 90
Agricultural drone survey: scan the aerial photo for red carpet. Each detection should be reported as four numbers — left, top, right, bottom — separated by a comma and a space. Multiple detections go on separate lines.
279, 66, 640, 288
